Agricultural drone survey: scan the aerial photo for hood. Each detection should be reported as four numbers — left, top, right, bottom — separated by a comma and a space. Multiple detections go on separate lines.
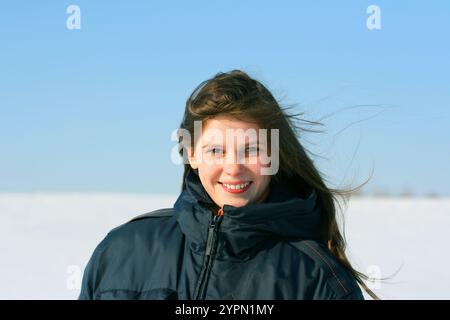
174, 167, 324, 260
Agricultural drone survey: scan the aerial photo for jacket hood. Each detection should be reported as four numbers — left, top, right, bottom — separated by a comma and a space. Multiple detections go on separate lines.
174, 167, 324, 260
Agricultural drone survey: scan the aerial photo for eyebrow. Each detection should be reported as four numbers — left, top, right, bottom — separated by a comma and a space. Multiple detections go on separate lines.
202, 142, 260, 149
202, 144, 223, 149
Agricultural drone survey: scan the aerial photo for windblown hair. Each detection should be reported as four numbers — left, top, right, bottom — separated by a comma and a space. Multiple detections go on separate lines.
177, 70, 379, 299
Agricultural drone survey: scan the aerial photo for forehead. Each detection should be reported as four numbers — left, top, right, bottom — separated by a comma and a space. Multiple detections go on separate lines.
202, 116, 261, 137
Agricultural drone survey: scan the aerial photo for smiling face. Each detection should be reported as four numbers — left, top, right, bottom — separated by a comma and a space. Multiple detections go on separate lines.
188, 116, 272, 209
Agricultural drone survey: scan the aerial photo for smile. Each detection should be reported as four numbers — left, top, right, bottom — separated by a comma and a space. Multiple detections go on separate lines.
219, 181, 252, 194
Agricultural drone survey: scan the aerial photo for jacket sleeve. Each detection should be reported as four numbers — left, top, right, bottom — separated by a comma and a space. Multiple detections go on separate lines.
78, 238, 108, 300
338, 286, 365, 300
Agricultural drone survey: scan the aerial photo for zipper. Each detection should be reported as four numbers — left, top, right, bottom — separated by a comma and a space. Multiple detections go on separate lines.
194, 208, 224, 300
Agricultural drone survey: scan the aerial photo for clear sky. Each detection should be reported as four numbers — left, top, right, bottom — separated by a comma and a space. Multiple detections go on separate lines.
1, 1, 449, 196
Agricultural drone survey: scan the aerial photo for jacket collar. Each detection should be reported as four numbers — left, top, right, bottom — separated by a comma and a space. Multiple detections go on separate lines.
174, 167, 324, 260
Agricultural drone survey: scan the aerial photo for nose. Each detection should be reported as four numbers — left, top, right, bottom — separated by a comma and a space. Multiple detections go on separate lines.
222, 162, 245, 177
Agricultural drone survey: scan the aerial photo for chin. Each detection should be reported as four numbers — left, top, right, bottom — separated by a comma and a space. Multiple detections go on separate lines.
225, 198, 250, 208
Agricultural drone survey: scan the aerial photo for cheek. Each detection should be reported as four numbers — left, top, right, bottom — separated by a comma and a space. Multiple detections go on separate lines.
199, 163, 222, 184
247, 165, 271, 188
246, 162, 265, 177
249, 156, 270, 170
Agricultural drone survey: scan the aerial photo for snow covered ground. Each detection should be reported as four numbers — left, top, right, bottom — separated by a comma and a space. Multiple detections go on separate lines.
0, 193, 448, 299
344, 196, 450, 300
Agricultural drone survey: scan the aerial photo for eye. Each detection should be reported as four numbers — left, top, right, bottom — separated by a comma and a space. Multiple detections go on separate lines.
207, 147, 224, 155
245, 146, 259, 155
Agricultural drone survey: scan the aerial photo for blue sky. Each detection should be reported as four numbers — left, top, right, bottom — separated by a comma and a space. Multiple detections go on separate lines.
1, 1, 449, 196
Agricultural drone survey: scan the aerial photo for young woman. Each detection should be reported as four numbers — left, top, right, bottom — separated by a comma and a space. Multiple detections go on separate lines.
79, 70, 378, 300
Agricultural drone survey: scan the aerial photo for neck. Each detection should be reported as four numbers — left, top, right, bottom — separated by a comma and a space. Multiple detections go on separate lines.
256, 186, 271, 204
211, 186, 271, 216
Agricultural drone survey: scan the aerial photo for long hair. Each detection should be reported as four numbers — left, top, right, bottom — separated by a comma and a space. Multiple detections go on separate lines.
177, 70, 379, 299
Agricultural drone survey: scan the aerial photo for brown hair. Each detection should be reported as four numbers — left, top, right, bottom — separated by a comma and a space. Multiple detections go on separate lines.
177, 69, 379, 299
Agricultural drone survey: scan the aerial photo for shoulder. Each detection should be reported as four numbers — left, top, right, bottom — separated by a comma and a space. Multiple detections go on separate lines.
107, 207, 175, 235
102, 208, 179, 252
79, 208, 179, 299
287, 239, 364, 300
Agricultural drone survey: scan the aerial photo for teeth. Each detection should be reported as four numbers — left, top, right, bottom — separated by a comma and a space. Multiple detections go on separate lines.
223, 182, 250, 190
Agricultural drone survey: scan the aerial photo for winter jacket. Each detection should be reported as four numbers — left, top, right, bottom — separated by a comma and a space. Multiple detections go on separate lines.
79, 168, 364, 300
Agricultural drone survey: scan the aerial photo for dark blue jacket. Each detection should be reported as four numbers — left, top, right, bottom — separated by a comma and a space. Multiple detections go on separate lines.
79, 168, 364, 300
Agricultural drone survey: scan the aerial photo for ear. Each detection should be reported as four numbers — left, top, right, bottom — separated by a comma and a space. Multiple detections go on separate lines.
187, 147, 198, 170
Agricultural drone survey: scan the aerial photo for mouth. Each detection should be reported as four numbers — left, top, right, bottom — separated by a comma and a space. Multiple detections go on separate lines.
218, 181, 253, 194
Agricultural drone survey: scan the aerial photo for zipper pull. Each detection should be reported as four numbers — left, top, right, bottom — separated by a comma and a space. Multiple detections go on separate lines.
205, 223, 216, 256
205, 209, 223, 256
